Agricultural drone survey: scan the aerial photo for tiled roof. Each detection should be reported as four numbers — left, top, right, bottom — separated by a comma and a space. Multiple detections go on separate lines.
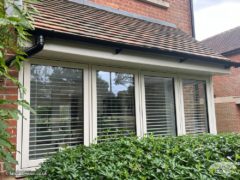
32, 0, 230, 62
202, 26, 240, 54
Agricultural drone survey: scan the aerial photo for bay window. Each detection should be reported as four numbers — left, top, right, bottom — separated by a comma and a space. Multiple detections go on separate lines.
19, 60, 213, 170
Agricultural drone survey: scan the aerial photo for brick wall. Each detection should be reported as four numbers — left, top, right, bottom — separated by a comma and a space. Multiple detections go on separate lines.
214, 53, 240, 97
0, 69, 18, 176
89, 0, 193, 35
213, 52, 240, 133
215, 102, 240, 133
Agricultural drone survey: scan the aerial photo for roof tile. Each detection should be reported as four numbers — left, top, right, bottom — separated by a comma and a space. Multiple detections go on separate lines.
32, 0, 229, 62
202, 26, 240, 54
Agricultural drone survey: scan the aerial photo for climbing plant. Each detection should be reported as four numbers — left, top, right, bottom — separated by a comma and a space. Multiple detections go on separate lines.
0, 0, 37, 173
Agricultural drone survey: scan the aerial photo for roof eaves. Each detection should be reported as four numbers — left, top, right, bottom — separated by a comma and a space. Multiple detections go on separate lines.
32, 28, 240, 68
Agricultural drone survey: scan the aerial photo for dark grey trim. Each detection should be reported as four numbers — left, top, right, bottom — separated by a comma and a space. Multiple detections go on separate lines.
189, 0, 196, 38
70, 0, 176, 28
222, 48, 240, 56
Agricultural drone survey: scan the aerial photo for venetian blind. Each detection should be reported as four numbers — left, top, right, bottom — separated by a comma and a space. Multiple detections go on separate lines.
183, 79, 209, 134
97, 71, 136, 141
29, 65, 84, 160
144, 76, 176, 136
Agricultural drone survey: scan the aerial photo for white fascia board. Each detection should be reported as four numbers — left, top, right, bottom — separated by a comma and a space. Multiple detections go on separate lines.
35, 38, 230, 76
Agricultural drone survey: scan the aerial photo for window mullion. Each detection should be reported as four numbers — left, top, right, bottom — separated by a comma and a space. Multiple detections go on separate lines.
206, 78, 217, 134
140, 72, 147, 136
135, 72, 142, 137
174, 77, 186, 135
84, 66, 90, 146
91, 66, 97, 143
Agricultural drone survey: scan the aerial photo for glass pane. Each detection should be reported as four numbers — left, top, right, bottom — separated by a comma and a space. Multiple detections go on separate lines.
145, 76, 176, 136
183, 79, 208, 134
29, 65, 84, 160
97, 71, 136, 141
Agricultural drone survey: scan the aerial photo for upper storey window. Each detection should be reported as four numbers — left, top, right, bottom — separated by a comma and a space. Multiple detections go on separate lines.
138, 0, 170, 8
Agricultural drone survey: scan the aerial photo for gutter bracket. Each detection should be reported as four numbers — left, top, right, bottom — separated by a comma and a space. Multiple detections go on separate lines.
115, 48, 123, 54
224, 65, 231, 69
179, 58, 187, 63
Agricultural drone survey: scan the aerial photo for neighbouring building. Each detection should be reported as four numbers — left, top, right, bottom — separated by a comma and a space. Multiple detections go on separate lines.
1, 0, 239, 176
202, 26, 240, 133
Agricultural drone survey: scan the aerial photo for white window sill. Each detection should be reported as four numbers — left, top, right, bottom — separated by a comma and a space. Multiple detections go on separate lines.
234, 97, 240, 104
138, 0, 170, 8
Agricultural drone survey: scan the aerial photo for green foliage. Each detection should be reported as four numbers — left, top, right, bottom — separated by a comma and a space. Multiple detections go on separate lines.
30, 134, 240, 180
0, 0, 37, 173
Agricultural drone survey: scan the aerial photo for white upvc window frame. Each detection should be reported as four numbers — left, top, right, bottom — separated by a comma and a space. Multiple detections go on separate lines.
19, 59, 90, 169
139, 71, 215, 136
140, 71, 180, 136
17, 59, 216, 171
178, 75, 216, 135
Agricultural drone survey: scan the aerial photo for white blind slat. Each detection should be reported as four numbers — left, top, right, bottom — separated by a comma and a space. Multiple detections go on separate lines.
145, 76, 176, 137
29, 65, 84, 160
183, 79, 208, 134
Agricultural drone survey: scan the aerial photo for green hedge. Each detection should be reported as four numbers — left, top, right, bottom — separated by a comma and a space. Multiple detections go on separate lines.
29, 134, 240, 179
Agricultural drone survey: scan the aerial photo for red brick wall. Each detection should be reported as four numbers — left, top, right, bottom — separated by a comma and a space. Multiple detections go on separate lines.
213, 52, 240, 133
214, 53, 240, 97
90, 0, 193, 35
216, 102, 240, 133
0, 69, 18, 174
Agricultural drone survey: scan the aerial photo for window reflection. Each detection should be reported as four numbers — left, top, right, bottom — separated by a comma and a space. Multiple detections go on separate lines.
97, 71, 136, 140
183, 80, 208, 134
30, 65, 84, 160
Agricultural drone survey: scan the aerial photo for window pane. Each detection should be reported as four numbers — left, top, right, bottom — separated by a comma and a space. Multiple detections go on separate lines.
183, 79, 208, 134
145, 76, 176, 136
30, 65, 84, 160
97, 71, 136, 140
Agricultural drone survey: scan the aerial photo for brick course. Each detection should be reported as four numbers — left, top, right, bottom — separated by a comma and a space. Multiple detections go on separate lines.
90, 0, 193, 35
215, 102, 240, 133
0, 69, 18, 174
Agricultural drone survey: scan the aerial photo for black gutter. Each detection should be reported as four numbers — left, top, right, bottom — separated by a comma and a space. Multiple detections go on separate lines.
6, 35, 45, 67
32, 29, 240, 68
189, 0, 196, 38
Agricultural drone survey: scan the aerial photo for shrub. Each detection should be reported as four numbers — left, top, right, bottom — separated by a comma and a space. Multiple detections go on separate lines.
29, 134, 240, 179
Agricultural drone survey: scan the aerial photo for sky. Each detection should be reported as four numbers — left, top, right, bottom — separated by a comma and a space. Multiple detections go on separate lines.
193, 0, 240, 40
